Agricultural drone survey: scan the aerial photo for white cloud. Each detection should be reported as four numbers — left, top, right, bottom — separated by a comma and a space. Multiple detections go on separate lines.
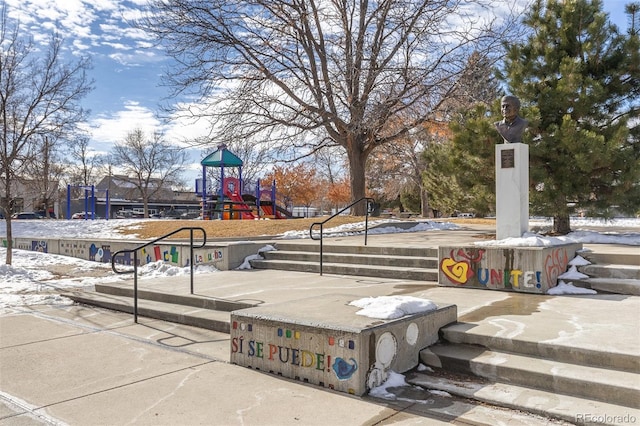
89, 101, 162, 144
103, 42, 130, 50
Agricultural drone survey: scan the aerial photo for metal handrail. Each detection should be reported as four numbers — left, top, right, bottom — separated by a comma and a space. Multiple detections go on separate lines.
309, 197, 375, 276
111, 227, 207, 323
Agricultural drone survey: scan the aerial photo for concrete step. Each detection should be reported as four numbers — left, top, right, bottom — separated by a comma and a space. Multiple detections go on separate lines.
579, 264, 640, 280
62, 290, 232, 333
256, 242, 439, 281
93, 283, 254, 311
571, 278, 640, 296
419, 343, 640, 408
406, 370, 640, 426
440, 321, 639, 372
249, 258, 439, 281
274, 242, 439, 258
581, 251, 640, 267
572, 263, 640, 295
263, 250, 438, 269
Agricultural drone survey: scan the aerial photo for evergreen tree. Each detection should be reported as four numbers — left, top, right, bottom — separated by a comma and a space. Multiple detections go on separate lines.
501, 0, 640, 233
422, 141, 465, 217
421, 52, 503, 217
447, 103, 509, 216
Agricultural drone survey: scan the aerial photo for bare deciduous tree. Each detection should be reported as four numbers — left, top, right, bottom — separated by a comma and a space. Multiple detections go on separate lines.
23, 135, 66, 218
111, 128, 188, 218
139, 0, 515, 214
67, 135, 102, 186
0, 6, 92, 264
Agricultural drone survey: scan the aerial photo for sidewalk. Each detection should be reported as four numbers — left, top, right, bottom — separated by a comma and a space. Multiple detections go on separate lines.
1, 225, 638, 425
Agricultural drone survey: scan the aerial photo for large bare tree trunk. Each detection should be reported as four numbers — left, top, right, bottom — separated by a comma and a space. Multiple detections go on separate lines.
420, 187, 432, 218
347, 143, 368, 216
5, 216, 12, 265
3, 173, 14, 264
553, 214, 571, 235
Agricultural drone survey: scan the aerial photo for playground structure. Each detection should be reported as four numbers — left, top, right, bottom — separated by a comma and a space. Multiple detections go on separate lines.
66, 184, 110, 220
199, 145, 292, 220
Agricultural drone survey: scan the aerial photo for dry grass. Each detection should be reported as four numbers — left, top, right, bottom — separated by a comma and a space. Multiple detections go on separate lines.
116, 216, 367, 239
115, 216, 496, 239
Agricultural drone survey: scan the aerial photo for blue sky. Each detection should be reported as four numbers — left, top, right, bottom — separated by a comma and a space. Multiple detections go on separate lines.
3, 0, 632, 188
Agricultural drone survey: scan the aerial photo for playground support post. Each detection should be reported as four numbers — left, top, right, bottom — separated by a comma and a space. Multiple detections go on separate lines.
201, 165, 208, 219
84, 186, 95, 220
255, 178, 261, 219
66, 184, 109, 220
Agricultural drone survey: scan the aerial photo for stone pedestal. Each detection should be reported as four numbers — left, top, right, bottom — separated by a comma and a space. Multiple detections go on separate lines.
230, 294, 457, 396
496, 143, 529, 239
438, 243, 582, 293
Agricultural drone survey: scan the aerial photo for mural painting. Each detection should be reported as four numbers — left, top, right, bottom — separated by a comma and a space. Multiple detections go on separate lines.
112, 244, 224, 268
230, 299, 457, 396
231, 319, 360, 393
31, 241, 48, 253
60, 241, 89, 258
89, 244, 112, 262
10, 237, 237, 270
438, 244, 580, 293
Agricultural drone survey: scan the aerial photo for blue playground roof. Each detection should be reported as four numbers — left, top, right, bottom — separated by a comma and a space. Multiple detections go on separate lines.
201, 146, 243, 167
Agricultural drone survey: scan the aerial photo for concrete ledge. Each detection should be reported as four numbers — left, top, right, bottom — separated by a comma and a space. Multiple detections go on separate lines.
438, 243, 582, 293
6, 237, 267, 270
230, 294, 456, 396
573, 278, 640, 296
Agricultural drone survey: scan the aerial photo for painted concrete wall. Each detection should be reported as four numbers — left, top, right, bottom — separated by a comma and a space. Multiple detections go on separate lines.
230, 294, 457, 396
6, 237, 266, 271
438, 243, 583, 293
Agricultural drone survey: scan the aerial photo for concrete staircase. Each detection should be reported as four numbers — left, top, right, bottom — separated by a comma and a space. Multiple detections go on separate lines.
249, 242, 440, 281
63, 282, 254, 333
62, 243, 640, 424
417, 324, 639, 407
411, 250, 640, 422
573, 251, 640, 295
63, 243, 439, 334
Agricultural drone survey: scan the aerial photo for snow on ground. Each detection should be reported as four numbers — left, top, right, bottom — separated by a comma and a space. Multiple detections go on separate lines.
0, 217, 638, 310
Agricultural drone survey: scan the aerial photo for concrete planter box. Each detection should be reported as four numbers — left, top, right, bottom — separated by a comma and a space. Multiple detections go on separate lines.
230, 294, 457, 396
438, 243, 583, 293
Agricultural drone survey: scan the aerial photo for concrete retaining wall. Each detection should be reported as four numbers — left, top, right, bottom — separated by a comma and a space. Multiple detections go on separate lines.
438, 243, 583, 293
230, 294, 457, 396
6, 237, 267, 270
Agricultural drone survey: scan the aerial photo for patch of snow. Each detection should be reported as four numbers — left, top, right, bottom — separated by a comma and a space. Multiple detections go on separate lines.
236, 245, 276, 270
349, 296, 437, 320
568, 255, 591, 266
368, 371, 408, 399
417, 364, 434, 373
547, 281, 597, 295
558, 265, 589, 280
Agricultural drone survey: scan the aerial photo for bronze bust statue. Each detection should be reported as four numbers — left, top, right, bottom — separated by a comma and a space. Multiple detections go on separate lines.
494, 95, 528, 143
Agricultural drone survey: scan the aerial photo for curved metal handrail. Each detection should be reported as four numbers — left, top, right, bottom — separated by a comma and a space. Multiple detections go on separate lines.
111, 227, 207, 323
309, 197, 375, 276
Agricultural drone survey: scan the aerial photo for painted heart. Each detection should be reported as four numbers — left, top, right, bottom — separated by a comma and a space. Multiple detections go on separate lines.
441, 258, 471, 284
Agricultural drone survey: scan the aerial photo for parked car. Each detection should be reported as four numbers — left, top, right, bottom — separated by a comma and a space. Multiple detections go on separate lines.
71, 212, 90, 219
36, 210, 57, 219
11, 212, 43, 220
115, 210, 145, 219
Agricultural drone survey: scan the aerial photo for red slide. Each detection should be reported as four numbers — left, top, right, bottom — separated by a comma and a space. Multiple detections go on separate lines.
224, 190, 256, 219
260, 203, 290, 219
261, 204, 275, 217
